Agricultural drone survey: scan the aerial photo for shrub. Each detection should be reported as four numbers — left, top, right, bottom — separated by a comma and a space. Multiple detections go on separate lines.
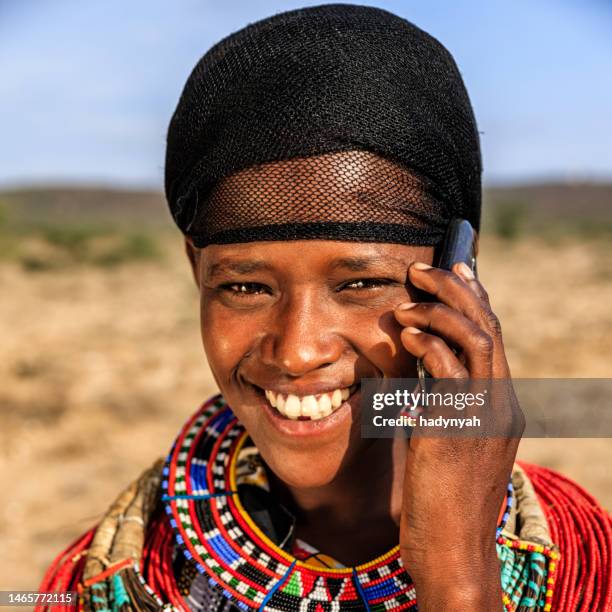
91, 232, 161, 267
493, 201, 527, 240
41, 224, 108, 258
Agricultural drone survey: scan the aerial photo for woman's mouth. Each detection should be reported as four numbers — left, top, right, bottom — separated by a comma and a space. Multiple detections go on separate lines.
262, 385, 359, 421
247, 382, 362, 439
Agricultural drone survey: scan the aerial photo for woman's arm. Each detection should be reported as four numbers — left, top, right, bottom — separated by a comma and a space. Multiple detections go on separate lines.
394, 261, 524, 611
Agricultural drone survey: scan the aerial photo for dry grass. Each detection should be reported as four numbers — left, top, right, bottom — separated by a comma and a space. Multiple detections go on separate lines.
0, 233, 611, 589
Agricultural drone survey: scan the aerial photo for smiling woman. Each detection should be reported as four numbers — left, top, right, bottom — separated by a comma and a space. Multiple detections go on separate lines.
38, 4, 611, 612
190, 240, 431, 492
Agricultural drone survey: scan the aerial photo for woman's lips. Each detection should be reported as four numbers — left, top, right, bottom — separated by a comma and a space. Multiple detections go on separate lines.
253, 384, 361, 437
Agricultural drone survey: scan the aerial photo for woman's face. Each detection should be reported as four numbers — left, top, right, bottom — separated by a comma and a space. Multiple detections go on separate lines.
187, 239, 434, 489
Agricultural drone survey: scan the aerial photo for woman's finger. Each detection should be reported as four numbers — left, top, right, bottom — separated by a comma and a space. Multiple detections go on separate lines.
408, 262, 502, 339
395, 302, 494, 377
399, 326, 470, 379
452, 262, 490, 306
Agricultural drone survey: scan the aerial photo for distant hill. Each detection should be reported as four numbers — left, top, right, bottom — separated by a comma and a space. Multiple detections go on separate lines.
0, 187, 171, 229
483, 182, 612, 220
482, 182, 612, 237
1, 182, 610, 233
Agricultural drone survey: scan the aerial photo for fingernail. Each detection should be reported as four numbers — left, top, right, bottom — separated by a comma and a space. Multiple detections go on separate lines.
397, 302, 417, 310
458, 261, 475, 280
406, 326, 421, 334
412, 262, 432, 271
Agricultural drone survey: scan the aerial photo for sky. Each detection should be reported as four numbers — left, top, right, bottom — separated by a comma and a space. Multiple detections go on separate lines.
1, 0, 611, 188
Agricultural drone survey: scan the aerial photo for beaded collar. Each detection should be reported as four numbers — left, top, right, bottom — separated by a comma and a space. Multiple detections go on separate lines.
161, 395, 557, 611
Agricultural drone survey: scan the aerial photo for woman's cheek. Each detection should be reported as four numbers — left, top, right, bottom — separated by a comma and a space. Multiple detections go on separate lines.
356, 309, 416, 378
201, 299, 273, 392
200, 301, 245, 383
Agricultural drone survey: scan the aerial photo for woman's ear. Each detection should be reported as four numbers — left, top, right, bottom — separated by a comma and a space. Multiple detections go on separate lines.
184, 236, 201, 289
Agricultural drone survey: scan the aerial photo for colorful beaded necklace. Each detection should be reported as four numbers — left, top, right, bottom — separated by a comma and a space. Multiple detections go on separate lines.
162, 395, 559, 611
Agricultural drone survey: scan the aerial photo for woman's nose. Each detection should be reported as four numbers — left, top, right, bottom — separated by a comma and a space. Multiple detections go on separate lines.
260, 291, 345, 376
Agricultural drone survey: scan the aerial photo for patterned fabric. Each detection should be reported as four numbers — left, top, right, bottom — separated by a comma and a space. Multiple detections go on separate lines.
40, 395, 612, 611
173, 427, 390, 608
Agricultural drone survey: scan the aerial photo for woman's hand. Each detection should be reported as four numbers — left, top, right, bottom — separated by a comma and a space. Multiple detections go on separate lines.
393, 261, 524, 611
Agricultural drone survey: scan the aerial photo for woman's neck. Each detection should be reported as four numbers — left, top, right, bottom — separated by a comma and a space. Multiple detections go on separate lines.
267, 435, 409, 565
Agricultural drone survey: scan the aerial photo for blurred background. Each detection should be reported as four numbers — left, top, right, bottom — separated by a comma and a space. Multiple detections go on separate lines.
1, 0, 611, 590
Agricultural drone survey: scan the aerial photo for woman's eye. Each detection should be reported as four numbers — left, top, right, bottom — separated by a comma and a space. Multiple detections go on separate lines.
340, 278, 395, 291
220, 282, 270, 296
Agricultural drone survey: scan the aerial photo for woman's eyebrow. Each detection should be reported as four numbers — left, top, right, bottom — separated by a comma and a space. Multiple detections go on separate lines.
205, 259, 274, 280
329, 255, 407, 272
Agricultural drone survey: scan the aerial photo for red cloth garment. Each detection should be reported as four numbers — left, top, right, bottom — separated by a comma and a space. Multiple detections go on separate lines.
522, 462, 612, 611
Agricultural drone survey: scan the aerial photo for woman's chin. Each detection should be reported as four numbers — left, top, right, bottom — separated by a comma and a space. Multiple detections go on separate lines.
265, 455, 345, 489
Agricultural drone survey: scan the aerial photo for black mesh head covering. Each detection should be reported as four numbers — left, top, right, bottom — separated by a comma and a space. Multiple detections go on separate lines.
165, 3, 482, 247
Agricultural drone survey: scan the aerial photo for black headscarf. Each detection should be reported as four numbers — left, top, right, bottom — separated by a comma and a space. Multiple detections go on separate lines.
164, 4, 482, 247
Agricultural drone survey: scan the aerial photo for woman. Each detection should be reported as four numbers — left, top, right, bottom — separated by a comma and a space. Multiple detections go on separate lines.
39, 5, 611, 611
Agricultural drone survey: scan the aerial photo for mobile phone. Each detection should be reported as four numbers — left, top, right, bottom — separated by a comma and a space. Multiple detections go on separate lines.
435, 218, 478, 275
416, 218, 478, 381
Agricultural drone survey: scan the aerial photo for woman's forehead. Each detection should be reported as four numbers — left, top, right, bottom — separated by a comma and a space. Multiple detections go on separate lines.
200, 241, 433, 279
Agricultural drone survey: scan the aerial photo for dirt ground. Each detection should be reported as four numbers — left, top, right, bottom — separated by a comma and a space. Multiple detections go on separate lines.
1, 234, 611, 590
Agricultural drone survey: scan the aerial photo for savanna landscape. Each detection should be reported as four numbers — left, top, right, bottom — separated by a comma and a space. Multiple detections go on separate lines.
1, 184, 611, 589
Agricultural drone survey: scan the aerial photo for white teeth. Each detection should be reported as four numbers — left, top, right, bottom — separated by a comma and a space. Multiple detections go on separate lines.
284, 394, 302, 419
276, 394, 286, 415
301, 395, 318, 418
263, 386, 356, 420
318, 393, 332, 417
